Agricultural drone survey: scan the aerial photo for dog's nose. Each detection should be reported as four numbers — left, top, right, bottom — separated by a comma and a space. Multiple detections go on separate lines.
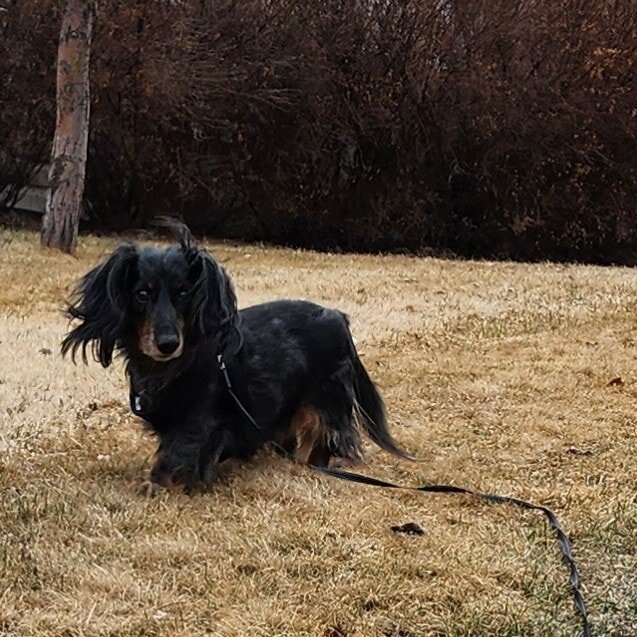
156, 333, 180, 356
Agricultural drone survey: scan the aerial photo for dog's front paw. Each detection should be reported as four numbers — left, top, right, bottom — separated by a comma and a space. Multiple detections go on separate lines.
137, 480, 163, 498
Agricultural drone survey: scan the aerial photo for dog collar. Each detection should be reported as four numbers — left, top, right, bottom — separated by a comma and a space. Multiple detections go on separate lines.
128, 356, 230, 417
129, 355, 260, 429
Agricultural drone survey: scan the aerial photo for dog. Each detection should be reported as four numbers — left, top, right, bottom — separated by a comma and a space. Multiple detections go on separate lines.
62, 223, 406, 494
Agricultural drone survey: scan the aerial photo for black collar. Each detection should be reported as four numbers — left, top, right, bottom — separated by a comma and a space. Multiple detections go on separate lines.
130, 352, 261, 429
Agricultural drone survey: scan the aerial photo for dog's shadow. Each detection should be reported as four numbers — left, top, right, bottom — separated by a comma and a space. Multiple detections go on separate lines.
89, 447, 300, 498
93, 443, 368, 500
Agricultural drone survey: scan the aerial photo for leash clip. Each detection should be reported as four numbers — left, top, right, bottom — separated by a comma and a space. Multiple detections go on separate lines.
218, 353, 232, 390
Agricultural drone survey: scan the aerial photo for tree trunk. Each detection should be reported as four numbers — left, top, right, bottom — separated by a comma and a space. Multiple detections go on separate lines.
41, 0, 95, 254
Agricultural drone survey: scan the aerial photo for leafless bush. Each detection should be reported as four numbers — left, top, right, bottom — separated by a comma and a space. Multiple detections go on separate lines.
1, 0, 635, 262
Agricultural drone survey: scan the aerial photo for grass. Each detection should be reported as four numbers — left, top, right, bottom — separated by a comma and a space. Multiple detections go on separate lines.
0, 227, 635, 636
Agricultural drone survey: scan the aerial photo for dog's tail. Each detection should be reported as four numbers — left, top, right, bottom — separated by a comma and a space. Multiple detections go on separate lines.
351, 344, 411, 460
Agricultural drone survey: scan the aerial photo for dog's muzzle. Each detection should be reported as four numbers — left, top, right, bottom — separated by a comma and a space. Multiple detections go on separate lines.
139, 321, 184, 362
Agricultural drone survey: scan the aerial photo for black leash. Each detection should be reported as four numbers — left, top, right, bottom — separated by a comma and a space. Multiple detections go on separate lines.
218, 355, 591, 637
217, 354, 263, 429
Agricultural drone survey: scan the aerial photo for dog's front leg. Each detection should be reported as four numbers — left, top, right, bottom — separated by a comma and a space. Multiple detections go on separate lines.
138, 446, 185, 497
140, 425, 227, 496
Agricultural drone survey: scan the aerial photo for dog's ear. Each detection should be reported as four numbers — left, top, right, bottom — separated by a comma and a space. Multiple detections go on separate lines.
62, 244, 138, 367
189, 248, 242, 356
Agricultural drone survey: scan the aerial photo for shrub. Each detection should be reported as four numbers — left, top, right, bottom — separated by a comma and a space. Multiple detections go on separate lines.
1, 0, 635, 263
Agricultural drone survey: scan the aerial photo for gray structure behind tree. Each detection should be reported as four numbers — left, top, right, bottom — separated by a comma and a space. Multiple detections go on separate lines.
41, 0, 95, 254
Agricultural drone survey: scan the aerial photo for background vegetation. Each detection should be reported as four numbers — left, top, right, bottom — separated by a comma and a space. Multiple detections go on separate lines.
1, 0, 636, 262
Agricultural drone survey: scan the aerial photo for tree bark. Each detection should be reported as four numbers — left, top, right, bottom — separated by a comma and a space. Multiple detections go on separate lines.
41, 0, 95, 254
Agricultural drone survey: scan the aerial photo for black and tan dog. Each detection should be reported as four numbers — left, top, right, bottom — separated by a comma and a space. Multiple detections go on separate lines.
63, 223, 406, 494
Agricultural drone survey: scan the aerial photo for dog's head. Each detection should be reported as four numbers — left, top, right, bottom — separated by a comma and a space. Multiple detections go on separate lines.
62, 222, 240, 367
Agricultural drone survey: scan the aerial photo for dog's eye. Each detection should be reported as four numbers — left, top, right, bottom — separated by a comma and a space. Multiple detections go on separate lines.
136, 289, 150, 303
177, 289, 189, 299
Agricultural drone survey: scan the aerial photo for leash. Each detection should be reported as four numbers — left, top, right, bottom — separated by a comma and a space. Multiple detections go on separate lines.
217, 354, 263, 429
218, 355, 591, 636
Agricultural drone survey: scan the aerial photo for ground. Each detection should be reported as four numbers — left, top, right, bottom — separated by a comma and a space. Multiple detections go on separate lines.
0, 228, 635, 637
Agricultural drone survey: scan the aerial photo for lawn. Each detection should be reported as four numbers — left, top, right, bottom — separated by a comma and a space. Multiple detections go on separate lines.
0, 228, 635, 636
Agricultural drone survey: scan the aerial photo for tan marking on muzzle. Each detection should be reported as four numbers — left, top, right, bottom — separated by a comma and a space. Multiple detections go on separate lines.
138, 320, 185, 362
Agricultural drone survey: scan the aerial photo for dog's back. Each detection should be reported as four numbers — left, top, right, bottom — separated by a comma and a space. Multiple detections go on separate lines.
237, 299, 407, 465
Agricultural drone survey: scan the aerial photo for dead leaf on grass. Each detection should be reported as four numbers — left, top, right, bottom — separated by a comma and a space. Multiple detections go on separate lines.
390, 522, 425, 536
566, 446, 595, 457
324, 626, 347, 637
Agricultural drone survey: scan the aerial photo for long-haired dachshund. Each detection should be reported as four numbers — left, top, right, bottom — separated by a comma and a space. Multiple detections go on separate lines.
62, 223, 406, 494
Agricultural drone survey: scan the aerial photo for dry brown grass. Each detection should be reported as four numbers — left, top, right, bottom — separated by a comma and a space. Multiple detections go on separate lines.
0, 228, 635, 636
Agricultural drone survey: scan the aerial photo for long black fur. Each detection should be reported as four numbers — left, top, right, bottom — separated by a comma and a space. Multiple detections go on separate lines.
62, 223, 407, 492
